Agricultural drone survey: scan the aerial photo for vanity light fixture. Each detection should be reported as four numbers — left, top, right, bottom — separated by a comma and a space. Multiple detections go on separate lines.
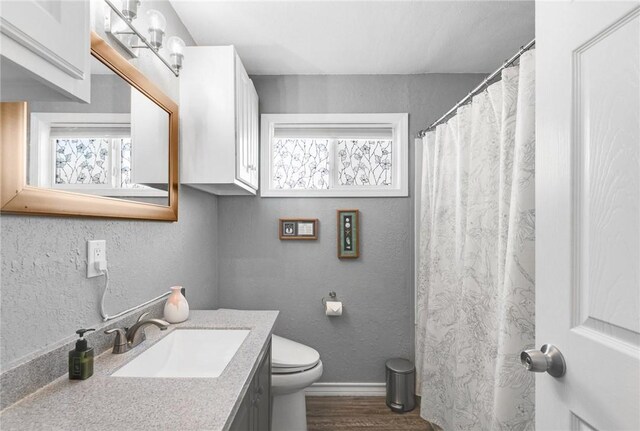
103, 0, 183, 77
146, 9, 166, 50
167, 36, 186, 71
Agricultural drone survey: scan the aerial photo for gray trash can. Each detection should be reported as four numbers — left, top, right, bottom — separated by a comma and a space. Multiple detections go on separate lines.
385, 358, 416, 413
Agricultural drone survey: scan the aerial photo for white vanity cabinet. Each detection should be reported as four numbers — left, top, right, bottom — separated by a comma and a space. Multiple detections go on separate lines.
0, 0, 91, 102
180, 46, 259, 195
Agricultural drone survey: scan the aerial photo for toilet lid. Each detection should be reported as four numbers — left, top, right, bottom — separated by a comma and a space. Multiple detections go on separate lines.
272, 335, 320, 370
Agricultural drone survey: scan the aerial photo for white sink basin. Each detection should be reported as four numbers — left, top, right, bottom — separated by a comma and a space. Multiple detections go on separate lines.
112, 329, 250, 378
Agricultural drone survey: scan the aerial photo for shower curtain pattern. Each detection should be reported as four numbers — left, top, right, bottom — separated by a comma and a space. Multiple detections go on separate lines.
416, 50, 536, 430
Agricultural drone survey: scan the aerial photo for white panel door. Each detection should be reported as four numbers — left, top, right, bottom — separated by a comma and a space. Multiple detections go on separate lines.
536, 1, 640, 430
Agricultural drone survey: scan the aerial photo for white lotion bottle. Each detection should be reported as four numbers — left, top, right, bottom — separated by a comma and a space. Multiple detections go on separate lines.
164, 286, 189, 323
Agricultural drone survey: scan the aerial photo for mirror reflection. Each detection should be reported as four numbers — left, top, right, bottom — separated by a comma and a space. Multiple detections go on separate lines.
26, 55, 169, 205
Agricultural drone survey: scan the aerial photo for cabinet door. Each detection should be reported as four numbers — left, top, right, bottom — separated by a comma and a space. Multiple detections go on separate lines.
0, 0, 90, 102
252, 343, 271, 431
235, 55, 252, 186
231, 342, 271, 431
248, 83, 260, 189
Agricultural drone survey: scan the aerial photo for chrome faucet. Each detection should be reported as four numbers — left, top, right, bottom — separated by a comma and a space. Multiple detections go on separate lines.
104, 312, 169, 354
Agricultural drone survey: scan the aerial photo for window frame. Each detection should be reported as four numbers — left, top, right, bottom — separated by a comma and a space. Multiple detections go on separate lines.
260, 113, 409, 197
29, 112, 167, 198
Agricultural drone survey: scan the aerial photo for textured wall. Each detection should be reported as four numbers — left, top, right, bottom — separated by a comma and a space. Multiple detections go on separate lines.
0, 186, 218, 369
0, 1, 220, 371
218, 73, 483, 383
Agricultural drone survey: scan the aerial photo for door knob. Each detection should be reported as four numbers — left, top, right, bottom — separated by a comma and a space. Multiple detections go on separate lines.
520, 344, 566, 377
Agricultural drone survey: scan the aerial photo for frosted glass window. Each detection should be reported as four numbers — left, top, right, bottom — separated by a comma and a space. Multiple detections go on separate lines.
55, 138, 109, 185
54, 137, 149, 191
120, 138, 133, 188
272, 138, 330, 190
261, 113, 408, 197
119, 138, 150, 190
337, 139, 393, 186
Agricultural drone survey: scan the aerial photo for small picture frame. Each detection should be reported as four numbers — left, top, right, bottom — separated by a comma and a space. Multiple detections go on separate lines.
337, 209, 359, 258
279, 218, 319, 240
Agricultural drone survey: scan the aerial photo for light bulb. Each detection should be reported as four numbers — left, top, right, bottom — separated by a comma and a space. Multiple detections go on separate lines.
167, 36, 185, 56
167, 36, 186, 71
146, 9, 166, 32
146, 9, 166, 50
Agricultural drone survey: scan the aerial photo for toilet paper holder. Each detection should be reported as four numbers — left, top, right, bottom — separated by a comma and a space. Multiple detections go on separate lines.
322, 291, 343, 316
321, 291, 339, 305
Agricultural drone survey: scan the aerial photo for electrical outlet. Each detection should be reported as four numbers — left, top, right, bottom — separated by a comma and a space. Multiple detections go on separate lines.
87, 240, 107, 278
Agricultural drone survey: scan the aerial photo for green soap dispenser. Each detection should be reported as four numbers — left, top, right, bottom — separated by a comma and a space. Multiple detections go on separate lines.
69, 328, 95, 380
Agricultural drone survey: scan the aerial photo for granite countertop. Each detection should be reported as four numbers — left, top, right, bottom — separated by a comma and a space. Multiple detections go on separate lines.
0, 309, 279, 431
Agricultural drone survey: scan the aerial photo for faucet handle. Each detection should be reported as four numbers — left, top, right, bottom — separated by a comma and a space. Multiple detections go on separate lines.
104, 328, 129, 354
136, 312, 150, 323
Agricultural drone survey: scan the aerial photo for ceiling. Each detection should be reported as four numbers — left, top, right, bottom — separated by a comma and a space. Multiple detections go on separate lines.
170, 0, 535, 75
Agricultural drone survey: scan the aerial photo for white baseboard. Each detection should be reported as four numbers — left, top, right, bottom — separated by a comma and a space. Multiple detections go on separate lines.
305, 382, 386, 396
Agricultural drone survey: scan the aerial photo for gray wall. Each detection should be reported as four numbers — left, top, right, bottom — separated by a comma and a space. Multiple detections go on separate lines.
0, 187, 218, 368
0, 1, 220, 371
218, 73, 482, 383
29, 75, 131, 114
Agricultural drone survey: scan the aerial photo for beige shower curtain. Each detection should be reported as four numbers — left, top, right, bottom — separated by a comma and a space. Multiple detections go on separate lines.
416, 50, 536, 430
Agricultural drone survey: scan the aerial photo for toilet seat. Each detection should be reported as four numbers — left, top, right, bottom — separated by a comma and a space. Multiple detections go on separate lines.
272, 335, 320, 374
272, 361, 321, 374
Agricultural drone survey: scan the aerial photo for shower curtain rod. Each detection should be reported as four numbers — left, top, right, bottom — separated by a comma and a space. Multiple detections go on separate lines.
417, 39, 535, 138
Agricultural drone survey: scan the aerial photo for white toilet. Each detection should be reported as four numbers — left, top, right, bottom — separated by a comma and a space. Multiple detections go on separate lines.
271, 335, 323, 431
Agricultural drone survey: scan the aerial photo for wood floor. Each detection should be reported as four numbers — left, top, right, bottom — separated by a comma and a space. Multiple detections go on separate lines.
306, 397, 438, 431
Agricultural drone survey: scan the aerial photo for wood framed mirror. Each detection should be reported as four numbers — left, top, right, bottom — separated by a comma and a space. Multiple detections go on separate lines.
0, 32, 178, 221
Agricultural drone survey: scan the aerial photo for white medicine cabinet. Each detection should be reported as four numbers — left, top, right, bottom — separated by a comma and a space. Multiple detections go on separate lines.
180, 46, 259, 195
0, 0, 91, 103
